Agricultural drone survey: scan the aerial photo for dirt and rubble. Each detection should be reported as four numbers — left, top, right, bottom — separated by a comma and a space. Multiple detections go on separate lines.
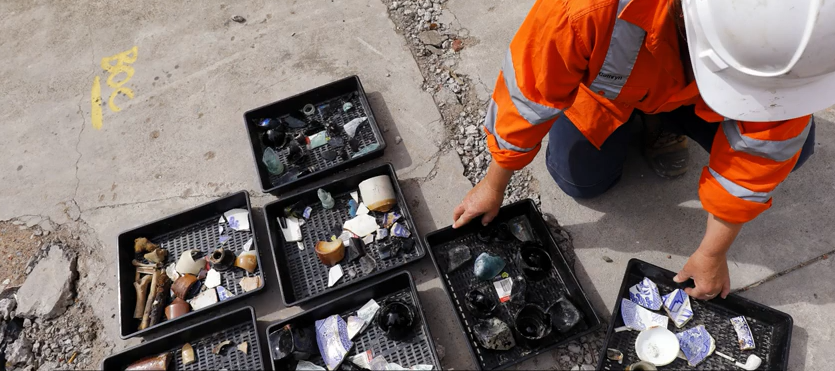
383, 0, 541, 207
0, 220, 111, 370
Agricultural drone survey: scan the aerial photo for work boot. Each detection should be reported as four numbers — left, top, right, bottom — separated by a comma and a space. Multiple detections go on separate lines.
641, 113, 689, 179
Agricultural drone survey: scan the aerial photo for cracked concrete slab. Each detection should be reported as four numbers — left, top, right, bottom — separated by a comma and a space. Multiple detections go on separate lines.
740, 256, 835, 370
5, 0, 833, 368
0, 0, 470, 365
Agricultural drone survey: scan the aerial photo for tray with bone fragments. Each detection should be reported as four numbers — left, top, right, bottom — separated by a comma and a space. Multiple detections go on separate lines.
597, 259, 793, 371
424, 199, 602, 370
263, 163, 425, 307
264, 271, 440, 370
244, 75, 386, 195
116, 191, 265, 339
102, 307, 263, 370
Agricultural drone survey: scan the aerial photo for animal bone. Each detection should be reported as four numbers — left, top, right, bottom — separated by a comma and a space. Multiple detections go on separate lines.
147, 271, 171, 327
132, 259, 160, 268
133, 275, 153, 319
139, 270, 159, 330
134, 237, 159, 254
136, 266, 156, 275
144, 248, 168, 264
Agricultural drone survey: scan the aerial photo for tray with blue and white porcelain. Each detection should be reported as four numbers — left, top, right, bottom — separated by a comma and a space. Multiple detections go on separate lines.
597, 259, 793, 370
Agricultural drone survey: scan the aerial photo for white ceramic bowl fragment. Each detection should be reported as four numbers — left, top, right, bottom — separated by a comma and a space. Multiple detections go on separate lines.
635, 327, 680, 366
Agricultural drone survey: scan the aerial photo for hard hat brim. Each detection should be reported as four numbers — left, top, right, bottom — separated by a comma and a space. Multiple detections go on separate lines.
690, 55, 835, 122
683, 0, 835, 122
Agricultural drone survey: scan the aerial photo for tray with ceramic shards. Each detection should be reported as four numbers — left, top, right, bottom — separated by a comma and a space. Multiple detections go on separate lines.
103, 307, 264, 370
244, 75, 387, 195
263, 163, 425, 307
265, 271, 441, 370
597, 259, 793, 370
424, 199, 602, 370
116, 191, 265, 339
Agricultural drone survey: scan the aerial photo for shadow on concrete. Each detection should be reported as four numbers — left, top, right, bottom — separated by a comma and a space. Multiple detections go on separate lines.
789, 325, 809, 370
568, 115, 834, 300
538, 117, 835, 366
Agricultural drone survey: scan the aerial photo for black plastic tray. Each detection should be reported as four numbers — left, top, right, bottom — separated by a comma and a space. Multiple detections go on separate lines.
116, 191, 265, 339
424, 199, 602, 370
244, 75, 387, 194
265, 271, 440, 370
597, 259, 793, 370
103, 307, 264, 370
263, 163, 425, 307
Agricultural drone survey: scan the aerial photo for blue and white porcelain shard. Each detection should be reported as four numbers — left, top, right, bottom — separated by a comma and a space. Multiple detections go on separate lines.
315, 315, 352, 370
731, 316, 756, 350
662, 289, 694, 328
219, 208, 250, 232
621, 298, 669, 331
629, 277, 663, 310
677, 325, 716, 367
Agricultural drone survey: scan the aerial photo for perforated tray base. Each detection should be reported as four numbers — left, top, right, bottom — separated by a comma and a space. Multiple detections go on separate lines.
264, 164, 426, 306
305, 290, 434, 368
599, 259, 793, 370
263, 92, 378, 188
283, 193, 419, 301
166, 318, 260, 370
244, 75, 386, 194
267, 272, 440, 370
117, 192, 264, 339
103, 307, 264, 370
154, 217, 256, 299
425, 200, 602, 370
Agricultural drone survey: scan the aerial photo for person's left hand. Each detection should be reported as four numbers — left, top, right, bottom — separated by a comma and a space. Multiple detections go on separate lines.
673, 250, 731, 300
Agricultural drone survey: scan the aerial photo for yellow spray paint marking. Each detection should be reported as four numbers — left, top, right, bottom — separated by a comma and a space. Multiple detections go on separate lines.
91, 76, 103, 130
90, 46, 138, 129
108, 87, 134, 112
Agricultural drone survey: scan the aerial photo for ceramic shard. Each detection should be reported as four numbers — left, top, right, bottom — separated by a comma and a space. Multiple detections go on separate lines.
629, 277, 663, 310
730, 316, 756, 351
677, 325, 716, 367
620, 298, 668, 331
662, 289, 693, 328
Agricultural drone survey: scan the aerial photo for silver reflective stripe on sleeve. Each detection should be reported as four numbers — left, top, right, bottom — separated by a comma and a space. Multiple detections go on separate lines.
587, 0, 645, 100
708, 168, 771, 203
501, 50, 563, 125
484, 99, 537, 152
722, 117, 812, 162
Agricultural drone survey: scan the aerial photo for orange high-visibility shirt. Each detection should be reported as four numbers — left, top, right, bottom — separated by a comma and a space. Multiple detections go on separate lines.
484, 0, 812, 223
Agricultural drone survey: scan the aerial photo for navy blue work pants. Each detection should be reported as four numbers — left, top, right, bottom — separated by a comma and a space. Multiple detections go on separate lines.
545, 106, 816, 198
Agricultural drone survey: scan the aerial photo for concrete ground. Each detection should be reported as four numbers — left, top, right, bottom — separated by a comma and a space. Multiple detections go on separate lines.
0, 0, 832, 370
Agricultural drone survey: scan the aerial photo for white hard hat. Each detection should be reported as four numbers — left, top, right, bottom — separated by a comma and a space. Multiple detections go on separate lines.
683, 0, 835, 121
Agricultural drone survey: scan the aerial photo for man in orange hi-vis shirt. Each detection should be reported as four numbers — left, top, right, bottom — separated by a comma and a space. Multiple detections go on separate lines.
452, 0, 835, 300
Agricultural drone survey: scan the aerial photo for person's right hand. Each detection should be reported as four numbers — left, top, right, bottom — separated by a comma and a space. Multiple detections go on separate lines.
452, 178, 505, 228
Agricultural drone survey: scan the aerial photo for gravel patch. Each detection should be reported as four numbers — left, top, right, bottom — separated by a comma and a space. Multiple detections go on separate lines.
383, 0, 541, 207
381, 0, 609, 369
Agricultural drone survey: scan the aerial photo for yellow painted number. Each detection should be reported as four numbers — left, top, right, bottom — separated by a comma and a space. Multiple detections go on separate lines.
91, 46, 138, 129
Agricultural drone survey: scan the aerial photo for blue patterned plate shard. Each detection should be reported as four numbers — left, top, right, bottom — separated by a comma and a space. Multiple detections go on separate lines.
621, 298, 668, 331
629, 277, 663, 310
677, 325, 716, 367
662, 289, 693, 328
731, 316, 756, 350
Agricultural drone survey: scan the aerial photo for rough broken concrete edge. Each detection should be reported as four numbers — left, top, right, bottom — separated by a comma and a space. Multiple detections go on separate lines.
380, 0, 542, 205
17, 244, 79, 321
